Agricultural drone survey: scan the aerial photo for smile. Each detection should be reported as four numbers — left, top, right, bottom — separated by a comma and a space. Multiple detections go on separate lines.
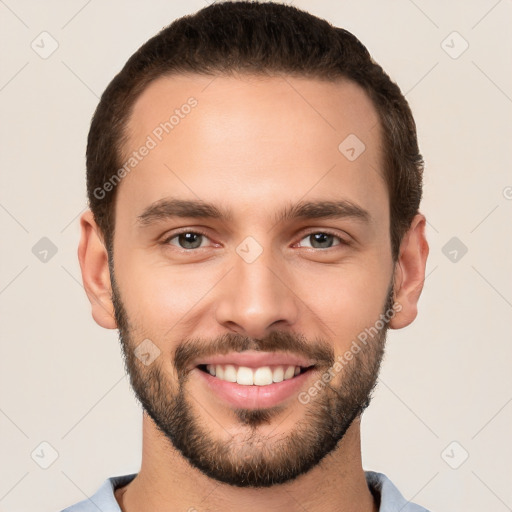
195, 363, 317, 409
198, 364, 313, 386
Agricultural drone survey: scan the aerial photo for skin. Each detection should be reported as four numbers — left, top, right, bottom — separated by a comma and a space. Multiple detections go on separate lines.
78, 73, 428, 512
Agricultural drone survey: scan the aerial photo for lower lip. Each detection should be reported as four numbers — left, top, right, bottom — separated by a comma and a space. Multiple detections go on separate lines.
194, 367, 315, 409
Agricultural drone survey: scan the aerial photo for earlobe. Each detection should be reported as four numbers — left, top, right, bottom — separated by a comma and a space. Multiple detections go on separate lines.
77, 210, 117, 329
389, 213, 429, 330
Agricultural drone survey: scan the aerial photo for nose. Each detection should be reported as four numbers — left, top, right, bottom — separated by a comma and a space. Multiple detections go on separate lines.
214, 247, 299, 339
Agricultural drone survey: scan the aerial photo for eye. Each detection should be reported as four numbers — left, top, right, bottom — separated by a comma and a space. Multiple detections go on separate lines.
297, 231, 347, 249
164, 231, 211, 250
161, 230, 349, 252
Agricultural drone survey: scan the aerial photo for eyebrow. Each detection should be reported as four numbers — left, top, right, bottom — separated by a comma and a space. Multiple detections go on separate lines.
136, 197, 371, 227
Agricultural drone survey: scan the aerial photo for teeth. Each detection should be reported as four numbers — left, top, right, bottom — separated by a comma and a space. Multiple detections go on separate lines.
254, 367, 273, 386
237, 366, 254, 385
272, 366, 284, 383
284, 365, 295, 380
205, 364, 303, 386
223, 364, 237, 382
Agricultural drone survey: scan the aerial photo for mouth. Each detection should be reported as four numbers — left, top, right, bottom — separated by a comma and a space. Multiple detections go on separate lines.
197, 363, 315, 386
194, 357, 318, 409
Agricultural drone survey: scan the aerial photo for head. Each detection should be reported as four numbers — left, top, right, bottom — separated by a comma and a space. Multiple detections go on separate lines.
79, 1, 428, 488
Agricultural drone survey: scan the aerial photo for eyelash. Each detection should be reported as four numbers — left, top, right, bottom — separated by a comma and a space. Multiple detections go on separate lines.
161, 229, 350, 251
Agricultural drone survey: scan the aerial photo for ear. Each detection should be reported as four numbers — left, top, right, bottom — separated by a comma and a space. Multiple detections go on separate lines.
77, 210, 117, 329
389, 213, 429, 330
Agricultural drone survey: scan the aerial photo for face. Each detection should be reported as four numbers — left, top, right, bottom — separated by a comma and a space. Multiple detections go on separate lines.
109, 74, 396, 487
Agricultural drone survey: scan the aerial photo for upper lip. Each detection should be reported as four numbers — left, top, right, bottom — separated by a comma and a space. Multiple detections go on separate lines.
192, 350, 317, 370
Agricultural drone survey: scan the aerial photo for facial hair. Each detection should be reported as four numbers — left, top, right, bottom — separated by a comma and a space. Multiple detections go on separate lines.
110, 262, 394, 488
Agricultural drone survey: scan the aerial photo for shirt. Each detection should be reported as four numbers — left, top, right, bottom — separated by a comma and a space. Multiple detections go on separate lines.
60, 471, 431, 511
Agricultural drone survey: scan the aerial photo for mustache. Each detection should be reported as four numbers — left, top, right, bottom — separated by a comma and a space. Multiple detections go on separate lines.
173, 330, 335, 377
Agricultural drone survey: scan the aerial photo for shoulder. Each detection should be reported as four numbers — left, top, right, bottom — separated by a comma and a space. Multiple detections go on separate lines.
365, 471, 432, 512
59, 474, 137, 512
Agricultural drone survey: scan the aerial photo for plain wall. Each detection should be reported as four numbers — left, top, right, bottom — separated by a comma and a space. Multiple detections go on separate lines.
0, 1, 511, 511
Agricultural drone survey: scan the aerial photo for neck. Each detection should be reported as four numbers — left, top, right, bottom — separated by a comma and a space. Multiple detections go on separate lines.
115, 414, 377, 512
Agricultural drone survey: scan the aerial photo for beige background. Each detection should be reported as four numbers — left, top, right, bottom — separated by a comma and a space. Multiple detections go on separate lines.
1, 1, 511, 511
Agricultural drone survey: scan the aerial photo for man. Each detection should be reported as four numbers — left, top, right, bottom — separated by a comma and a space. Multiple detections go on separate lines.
67, 1, 430, 510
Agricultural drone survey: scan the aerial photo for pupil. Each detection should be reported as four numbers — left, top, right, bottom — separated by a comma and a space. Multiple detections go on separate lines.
180, 233, 202, 249
312, 233, 332, 248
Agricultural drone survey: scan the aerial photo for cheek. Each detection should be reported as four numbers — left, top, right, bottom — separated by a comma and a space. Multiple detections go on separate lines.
114, 252, 223, 332
292, 259, 391, 346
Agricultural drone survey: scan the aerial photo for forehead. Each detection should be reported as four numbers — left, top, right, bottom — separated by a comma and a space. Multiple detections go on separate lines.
117, 73, 386, 229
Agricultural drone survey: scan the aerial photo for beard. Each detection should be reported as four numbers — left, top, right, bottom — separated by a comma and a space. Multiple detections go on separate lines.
110, 262, 394, 488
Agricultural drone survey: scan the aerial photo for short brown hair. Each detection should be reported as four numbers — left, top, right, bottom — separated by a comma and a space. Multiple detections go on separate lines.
86, 1, 423, 261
